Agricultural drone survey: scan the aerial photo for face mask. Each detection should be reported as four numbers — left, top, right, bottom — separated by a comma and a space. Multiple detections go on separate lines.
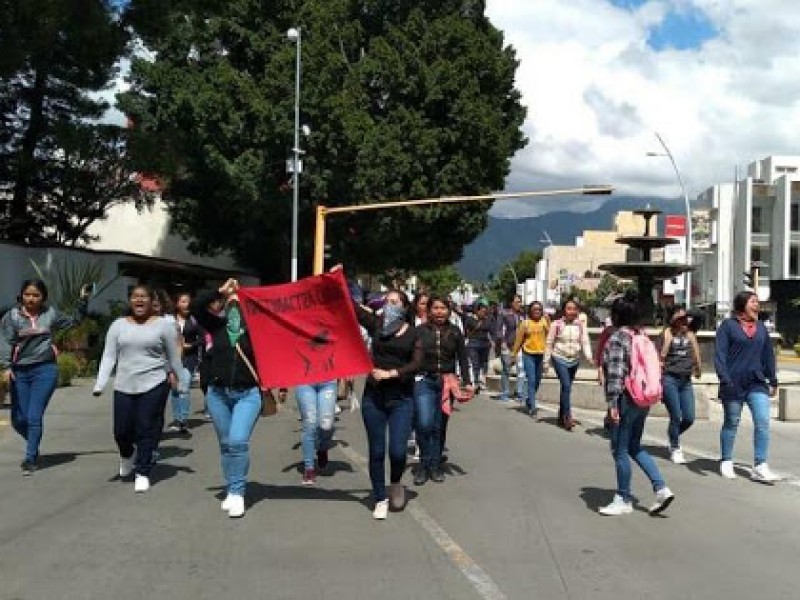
381, 303, 406, 338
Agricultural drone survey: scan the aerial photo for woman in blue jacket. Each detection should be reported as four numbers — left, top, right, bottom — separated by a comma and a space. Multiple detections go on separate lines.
714, 291, 779, 482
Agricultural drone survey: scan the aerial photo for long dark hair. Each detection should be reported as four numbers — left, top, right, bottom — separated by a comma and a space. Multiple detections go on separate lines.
527, 301, 544, 319
610, 289, 641, 328
17, 278, 49, 303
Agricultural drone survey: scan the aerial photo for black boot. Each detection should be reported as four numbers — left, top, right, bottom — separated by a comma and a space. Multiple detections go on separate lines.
429, 465, 445, 483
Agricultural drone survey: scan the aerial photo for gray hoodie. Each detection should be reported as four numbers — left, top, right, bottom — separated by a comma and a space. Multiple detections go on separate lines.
0, 300, 88, 369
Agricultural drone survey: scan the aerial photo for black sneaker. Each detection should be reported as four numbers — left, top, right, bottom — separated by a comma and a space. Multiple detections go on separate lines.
429, 466, 445, 483
316, 449, 329, 470
21, 460, 36, 476
413, 467, 428, 486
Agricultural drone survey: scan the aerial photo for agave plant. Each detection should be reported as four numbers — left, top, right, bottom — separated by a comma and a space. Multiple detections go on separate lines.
29, 257, 105, 313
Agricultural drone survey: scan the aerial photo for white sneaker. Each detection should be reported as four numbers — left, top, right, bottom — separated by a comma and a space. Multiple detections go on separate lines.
720, 460, 736, 479
227, 495, 245, 518
649, 487, 675, 515
670, 448, 687, 465
134, 474, 150, 493
372, 499, 389, 520
751, 463, 780, 483
599, 494, 633, 516
220, 494, 233, 511
119, 454, 135, 477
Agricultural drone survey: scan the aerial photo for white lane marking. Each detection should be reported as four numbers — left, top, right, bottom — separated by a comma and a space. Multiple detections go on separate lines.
338, 443, 508, 600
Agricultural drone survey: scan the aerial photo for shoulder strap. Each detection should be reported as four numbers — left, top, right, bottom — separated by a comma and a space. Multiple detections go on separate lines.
235, 343, 261, 387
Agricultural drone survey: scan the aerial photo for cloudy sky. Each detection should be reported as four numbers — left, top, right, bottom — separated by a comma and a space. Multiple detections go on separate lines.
485, 0, 800, 217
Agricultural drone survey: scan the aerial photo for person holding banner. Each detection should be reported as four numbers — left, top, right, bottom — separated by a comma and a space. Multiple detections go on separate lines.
355, 289, 423, 520
190, 279, 261, 518
413, 295, 472, 486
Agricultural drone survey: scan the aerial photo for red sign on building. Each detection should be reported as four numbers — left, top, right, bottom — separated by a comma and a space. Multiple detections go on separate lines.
665, 215, 687, 238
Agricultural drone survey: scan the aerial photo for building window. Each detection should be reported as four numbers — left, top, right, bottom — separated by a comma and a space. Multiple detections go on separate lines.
752, 206, 763, 233
792, 246, 800, 277
793, 203, 800, 232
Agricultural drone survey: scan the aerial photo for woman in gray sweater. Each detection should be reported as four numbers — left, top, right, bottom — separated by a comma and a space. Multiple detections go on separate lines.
93, 285, 182, 493
1, 279, 90, 475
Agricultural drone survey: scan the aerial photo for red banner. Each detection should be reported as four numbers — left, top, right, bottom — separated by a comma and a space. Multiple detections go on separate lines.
237, 270, 372, 388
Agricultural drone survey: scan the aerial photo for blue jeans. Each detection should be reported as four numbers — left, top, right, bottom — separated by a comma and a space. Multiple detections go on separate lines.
114, 381, 169, 476
662, 374, 696, 449
499, 350, 526, 400
206, 385, 261, 496
296, 381, 337, 469
720, 391, 770, 465
610, 397, 666, 502
521, 353, 543, 411
361, 384, 414, 502
551, 357, 578, 420
413, 375, 446, 470
170, 367, 193, 423
10, 361, 59, 462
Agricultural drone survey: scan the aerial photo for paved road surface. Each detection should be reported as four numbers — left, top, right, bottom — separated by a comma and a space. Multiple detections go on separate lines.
1, 380, 799, 600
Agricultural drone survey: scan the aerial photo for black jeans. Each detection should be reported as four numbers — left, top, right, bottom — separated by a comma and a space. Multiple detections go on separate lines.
113, 381, 169, 476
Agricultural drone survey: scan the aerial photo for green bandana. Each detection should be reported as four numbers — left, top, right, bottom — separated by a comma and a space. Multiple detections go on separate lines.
226, 303, 244, 346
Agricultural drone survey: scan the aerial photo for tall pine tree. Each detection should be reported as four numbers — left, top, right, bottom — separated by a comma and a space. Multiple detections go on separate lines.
0, 0, 150, 245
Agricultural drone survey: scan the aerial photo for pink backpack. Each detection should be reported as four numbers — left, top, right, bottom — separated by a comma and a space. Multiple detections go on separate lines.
623, 327, 662, 407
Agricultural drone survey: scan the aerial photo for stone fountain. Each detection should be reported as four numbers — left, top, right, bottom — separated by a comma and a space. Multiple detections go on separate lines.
598, 206, 692, 324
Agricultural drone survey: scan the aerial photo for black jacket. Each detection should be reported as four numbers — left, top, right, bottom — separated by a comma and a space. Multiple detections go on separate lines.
415, 322, 472, 385
190, 291, 258, 390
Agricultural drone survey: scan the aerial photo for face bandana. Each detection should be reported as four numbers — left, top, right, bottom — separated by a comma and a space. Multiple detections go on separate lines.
380, 303, 407, 338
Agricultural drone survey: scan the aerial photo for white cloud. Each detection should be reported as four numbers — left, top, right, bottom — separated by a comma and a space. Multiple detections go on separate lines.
486, 0, 800, 217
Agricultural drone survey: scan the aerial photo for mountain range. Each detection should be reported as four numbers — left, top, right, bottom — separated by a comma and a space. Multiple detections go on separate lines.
457, 196, 686, 281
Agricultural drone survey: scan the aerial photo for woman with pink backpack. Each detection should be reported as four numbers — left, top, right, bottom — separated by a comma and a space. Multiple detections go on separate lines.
599, 290, 674, 516
544, 298, 594, 430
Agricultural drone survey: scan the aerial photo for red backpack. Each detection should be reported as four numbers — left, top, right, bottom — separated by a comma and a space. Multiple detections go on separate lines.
622, 327, 662, 407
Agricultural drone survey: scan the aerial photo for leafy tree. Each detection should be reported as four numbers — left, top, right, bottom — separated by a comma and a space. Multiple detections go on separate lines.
120, 0, 526, 281
488, 249, 540, 304
417, 264, 462, 296
594, 273, 633, 304
0, 0, 151, 245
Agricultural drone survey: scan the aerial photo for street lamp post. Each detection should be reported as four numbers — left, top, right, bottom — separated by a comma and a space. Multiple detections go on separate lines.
287, 27, 302, 282
647, 132, 693, 309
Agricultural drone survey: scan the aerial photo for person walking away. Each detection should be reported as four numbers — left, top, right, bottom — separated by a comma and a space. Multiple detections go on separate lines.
660, 306, 701, 464
496, 295, 526, 402
93, 285, 182, 492
511, 301, 549, 416
544, 298, 594, 430
715, 291, 780, 482
168, 292, 203, 435
599, 290, 675, 516
354, 287, 422, 520
191, 279, 262, 517
413, 295, 473, 485
296, 379, 338, 485
1, 279, 91, 475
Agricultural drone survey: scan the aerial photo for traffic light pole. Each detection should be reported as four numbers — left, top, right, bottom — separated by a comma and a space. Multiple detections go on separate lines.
312, 186, 614, 275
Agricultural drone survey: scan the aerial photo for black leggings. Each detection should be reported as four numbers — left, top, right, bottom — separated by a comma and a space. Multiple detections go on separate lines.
113, 381, 169, 476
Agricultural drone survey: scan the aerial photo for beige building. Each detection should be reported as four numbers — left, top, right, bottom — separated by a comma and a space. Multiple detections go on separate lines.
543, 211, 659, 294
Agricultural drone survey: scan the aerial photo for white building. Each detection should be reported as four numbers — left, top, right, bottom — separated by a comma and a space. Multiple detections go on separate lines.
695, 155, 800, 315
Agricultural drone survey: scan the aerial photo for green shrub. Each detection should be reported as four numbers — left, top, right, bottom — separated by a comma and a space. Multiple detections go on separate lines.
57, 353, 81, 387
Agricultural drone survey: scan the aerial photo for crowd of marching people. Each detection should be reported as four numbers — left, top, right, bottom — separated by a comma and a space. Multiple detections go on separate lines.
0, 273, 781, 520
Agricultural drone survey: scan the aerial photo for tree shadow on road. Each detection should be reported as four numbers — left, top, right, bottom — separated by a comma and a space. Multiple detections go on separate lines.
641, 444, 671, 461
281, 459, 355, 477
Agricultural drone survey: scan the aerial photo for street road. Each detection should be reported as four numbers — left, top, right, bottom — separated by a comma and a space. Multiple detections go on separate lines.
1, 381, 800, 600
